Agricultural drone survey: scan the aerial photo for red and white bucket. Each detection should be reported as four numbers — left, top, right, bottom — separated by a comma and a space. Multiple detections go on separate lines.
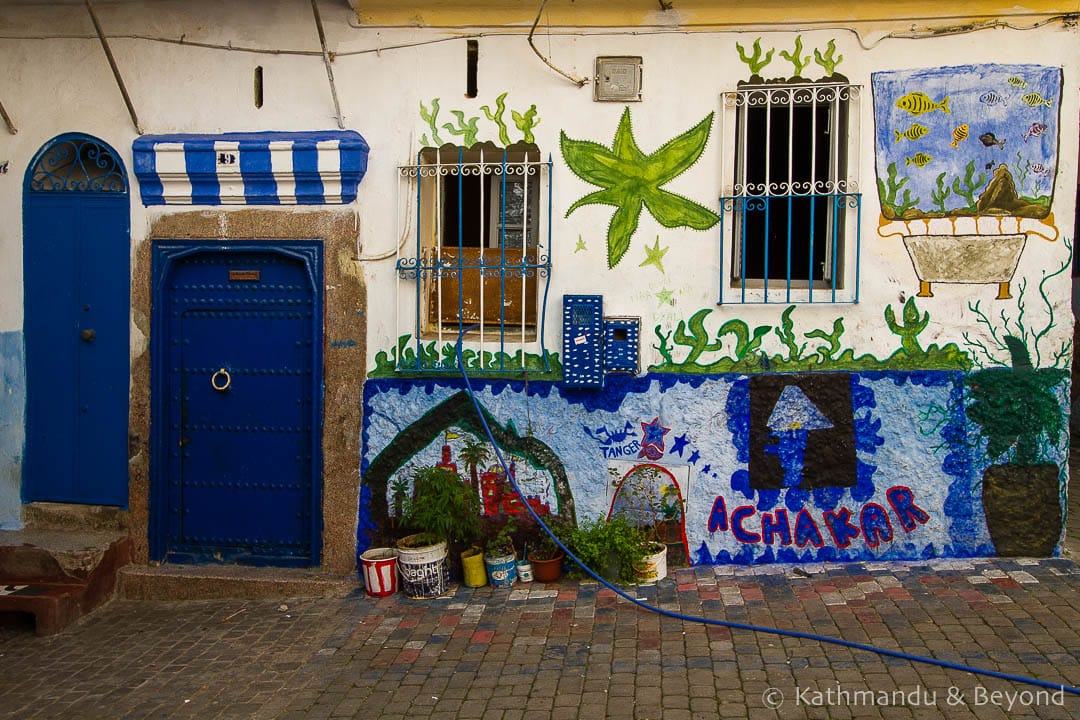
360, 547, 398, 597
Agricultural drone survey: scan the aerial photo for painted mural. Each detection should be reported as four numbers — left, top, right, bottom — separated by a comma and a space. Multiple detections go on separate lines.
361, 368, 1031, 565
560, 108, 719, 268
736, 35, 845, 80
872, 64, 1063, 299
419, 92, 540, 148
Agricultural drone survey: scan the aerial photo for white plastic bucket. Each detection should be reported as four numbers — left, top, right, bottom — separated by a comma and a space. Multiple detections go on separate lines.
396, 537, 450, 599
360, 547, 398, 597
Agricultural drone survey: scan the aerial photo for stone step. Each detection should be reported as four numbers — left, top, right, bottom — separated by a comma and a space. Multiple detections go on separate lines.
118, 564, 360, 601
0, 531, 133, 635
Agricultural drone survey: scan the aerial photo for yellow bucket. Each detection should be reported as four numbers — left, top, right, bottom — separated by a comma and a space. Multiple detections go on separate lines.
461, 546, 487, 587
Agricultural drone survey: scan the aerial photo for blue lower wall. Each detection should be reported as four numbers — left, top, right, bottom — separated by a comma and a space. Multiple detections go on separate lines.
0, 331, 25, 529
361, 370, 1068, 564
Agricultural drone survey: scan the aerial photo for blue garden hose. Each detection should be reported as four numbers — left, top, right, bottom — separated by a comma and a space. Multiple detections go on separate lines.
453, 327, 1080, 697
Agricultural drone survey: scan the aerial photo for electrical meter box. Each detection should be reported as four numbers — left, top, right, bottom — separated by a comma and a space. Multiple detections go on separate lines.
603, 317, 640, 375
562, 295, 604, 388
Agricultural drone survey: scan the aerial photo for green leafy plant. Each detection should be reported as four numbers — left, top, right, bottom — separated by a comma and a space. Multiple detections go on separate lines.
877, 161, 919, 218
563, 515, 648, 583
420, 98, 444, 146
442, 110, 481, 146
930, 171, 952, 212
400, 466, 481, 548
525, 516, 570, 562
884, 297, 929, 356
609, 465, 684, 546
561, 107, 720, 268
484, 516, 517, 558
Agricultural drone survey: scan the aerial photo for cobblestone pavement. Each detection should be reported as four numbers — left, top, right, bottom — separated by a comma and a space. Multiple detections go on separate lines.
2, 558, 1080, 720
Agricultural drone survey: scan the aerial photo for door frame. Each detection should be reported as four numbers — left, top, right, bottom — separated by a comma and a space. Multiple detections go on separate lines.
149, 240, 324, 565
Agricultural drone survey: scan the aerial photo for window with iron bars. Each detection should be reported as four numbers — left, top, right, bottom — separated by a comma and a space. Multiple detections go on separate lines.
395, 144, 552, 372
719, 81, 862, 304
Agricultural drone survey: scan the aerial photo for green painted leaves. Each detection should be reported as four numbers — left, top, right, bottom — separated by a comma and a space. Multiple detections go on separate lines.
560, 108, 719, 268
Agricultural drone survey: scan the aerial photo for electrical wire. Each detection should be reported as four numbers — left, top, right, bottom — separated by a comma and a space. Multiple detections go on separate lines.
453, 325, 1080, 698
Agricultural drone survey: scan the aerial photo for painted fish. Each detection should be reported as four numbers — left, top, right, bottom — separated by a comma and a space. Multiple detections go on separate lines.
1007, 76, 1028, 89
905, 152, 934, 168
949, 124, 969, 149
1030, 163, 1051, 175
1022, 92, 1052, 108
978, 132, 1006, 149
894, 123, 930, 143
1022, 122, 1048, 142
895, 92, 950, 116
979, 91, 1008, 107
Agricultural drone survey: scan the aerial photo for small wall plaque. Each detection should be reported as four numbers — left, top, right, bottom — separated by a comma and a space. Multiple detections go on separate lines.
229, 269, 260, 282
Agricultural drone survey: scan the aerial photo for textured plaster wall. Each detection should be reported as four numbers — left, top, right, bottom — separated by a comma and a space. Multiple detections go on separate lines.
0, 331, 25, 529
134, 210, 365, 573
362, 370, 1067, 563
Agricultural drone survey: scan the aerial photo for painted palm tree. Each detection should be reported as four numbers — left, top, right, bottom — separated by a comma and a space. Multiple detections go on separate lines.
458, 437, 491, 490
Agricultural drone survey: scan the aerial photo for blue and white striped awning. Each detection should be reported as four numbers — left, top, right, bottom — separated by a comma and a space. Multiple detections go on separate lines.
132, 131, 368, 206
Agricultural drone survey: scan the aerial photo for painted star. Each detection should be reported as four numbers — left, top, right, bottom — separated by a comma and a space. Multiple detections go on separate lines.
688, 450, 701, 465
655, 288, 675, 305
575, 236, 587, 253
639, 237, 668, 274
670, 433, 690, 457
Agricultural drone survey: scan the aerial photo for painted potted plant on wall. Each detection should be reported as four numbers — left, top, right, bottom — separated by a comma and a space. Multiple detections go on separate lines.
397, 466, 481, 598
967, 334, 1067, 556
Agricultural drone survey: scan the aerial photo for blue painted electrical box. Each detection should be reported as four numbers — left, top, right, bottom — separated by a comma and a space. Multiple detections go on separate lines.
562, 295, 604, 387
603, 317, 640, 375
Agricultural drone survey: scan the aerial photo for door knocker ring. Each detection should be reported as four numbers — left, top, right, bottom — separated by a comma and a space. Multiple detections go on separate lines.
211, 368, 232, 392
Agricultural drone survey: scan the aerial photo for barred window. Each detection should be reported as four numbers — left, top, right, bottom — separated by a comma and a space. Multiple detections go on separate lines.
396, 144, 552, 372
719, 81, 862, 304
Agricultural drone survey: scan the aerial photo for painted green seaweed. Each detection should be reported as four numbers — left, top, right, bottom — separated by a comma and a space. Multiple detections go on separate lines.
877, 162, 919, 217
561, 107, 720, 269
481, 92, 512, 146
442, 110, 481, 146
512, 104, 540, 144
812, 40, 843, 77
885, 297, 929, 356
964, 236, 1073, 371
779, 35, 811, 78
951, 160, 987, 211
735, 37, 774, 76
650, 301, 970, 374
930, 171, 952, 212
370, 335, 562, 379
420, 98, 444, 147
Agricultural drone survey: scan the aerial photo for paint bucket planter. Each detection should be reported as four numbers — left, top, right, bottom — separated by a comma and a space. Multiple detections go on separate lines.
396, 535, 450, 599
516, 560, 533, 583
484, 552, 517, 588
528, 552, 564, 583
359, 547, 398, 597
634, 543, 668, 584
461, 546, 487, 588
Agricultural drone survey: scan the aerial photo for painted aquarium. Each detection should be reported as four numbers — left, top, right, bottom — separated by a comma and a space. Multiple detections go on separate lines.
872, 64, 1062, 220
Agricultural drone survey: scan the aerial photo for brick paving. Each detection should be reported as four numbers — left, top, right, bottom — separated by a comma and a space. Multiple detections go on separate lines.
2, 558, 1080, 719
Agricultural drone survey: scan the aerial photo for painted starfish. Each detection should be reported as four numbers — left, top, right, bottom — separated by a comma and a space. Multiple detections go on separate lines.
561, 108, 719, 268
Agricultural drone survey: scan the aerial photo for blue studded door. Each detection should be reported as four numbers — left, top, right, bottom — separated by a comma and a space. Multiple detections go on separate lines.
152, 242, 323, 566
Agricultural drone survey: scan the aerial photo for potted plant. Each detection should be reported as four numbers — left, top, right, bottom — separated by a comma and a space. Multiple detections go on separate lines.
527, 517, 569, 583
608, 465, 681, 582
483, 516, 518, 588
563, 515, 648, 584
967, 335, 1067, 556
397, 465, 481, 597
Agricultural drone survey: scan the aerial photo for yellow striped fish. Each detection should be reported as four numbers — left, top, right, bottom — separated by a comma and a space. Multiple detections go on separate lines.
949, 124, 969, 149
1022, 92, 1052, 108
905, 152, 934, 168
895, 92, 951, 116
894, 123, 930, 143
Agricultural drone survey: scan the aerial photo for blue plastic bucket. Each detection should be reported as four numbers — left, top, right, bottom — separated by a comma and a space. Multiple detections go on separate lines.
484, 553, 517, 588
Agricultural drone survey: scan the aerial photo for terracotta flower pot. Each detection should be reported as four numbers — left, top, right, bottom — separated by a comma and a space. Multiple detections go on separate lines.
528, 552, 564, 583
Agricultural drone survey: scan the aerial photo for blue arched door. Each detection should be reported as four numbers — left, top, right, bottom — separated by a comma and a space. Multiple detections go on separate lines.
22, 134, 130, 505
